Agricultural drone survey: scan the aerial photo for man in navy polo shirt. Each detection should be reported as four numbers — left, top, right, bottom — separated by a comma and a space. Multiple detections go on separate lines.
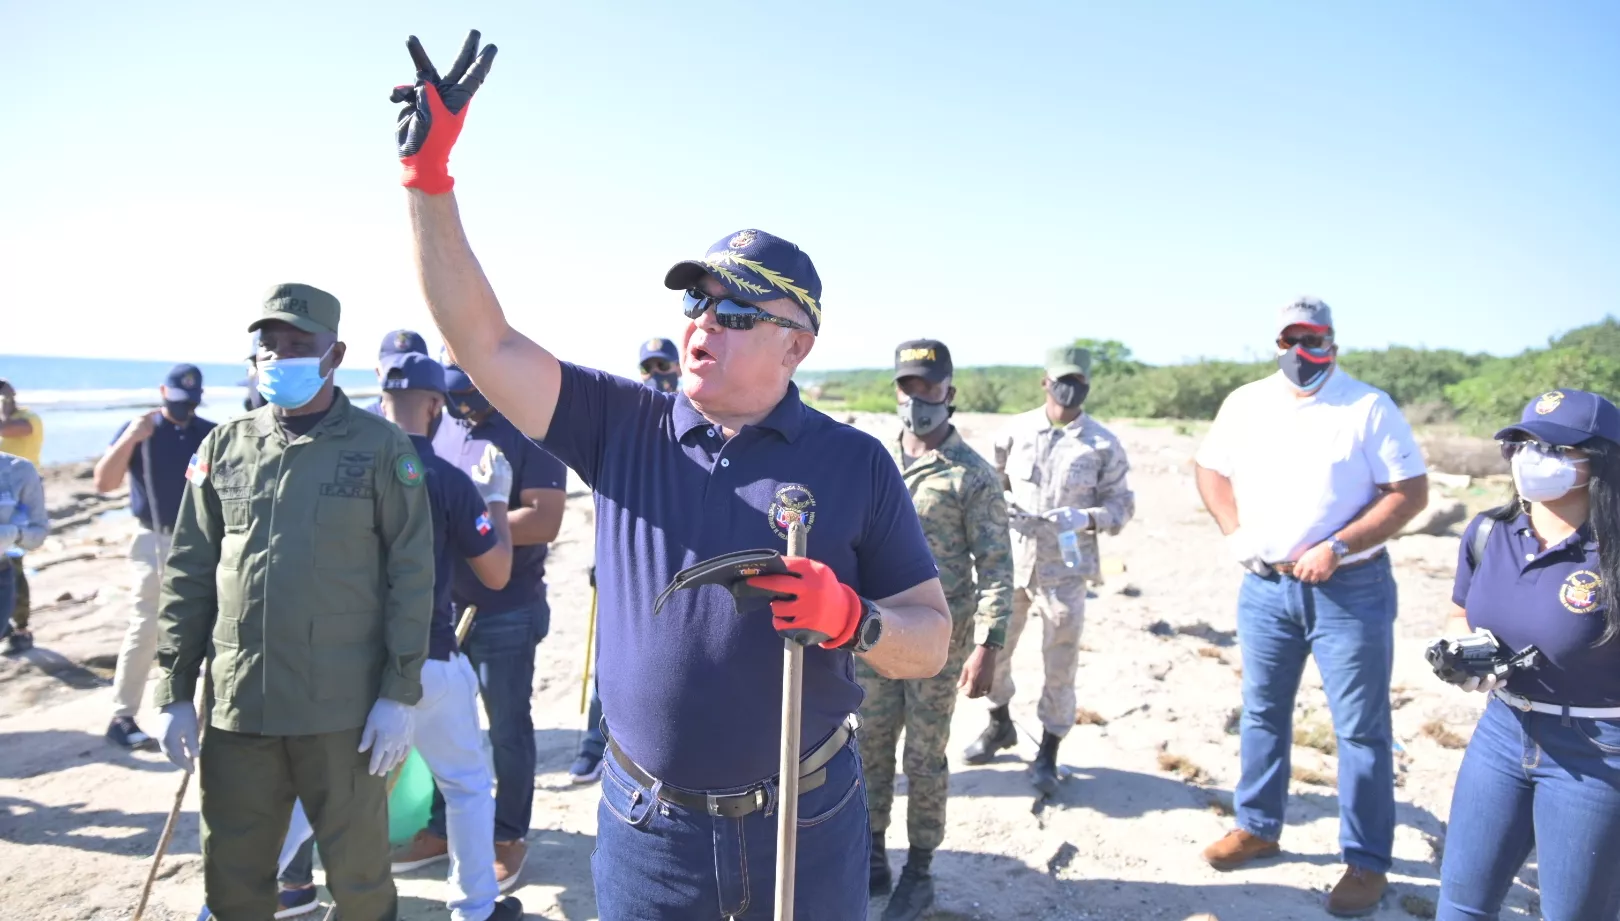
388, 360, 567, 889
389, 34, 950, 917
367, 329, 431, 415
93, 363, 216, 749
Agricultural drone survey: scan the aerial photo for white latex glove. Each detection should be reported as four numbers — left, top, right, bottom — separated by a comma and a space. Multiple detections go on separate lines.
154, 701, 200, 772
1226, 529, 1272, 576
469, 443, 513, 508
1461, 672, 1504, 693
1042, 507, 1092, 532
358, 698, 415, 776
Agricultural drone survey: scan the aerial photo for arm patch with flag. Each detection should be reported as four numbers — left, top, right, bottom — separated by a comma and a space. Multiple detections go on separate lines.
185, 453, 209, 486
475, 512, 492, 535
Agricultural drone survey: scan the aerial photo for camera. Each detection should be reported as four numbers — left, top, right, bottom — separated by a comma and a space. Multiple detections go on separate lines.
1425, 629, 1541, 686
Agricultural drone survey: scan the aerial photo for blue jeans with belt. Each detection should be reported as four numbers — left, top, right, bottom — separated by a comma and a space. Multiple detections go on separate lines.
429, 600, 544, 843
1437, 696, 1620, 920
1234, 554, 1397, 872
591, 731, 870, 920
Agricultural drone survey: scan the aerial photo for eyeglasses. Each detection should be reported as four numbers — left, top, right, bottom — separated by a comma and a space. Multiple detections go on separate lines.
1278, 333, 1331, 351
642, 359, 675, 374
1498, 438, 1582, 462
682, 290, 808, 332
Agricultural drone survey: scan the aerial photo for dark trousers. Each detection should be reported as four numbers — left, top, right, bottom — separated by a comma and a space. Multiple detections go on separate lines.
6, 563, 27, 630
200, 726, 395, 921
429, 601, 541, 842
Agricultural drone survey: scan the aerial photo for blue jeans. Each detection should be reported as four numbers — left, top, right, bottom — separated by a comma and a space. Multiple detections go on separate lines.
592, 732, 870, 920
1438, 696, 1620, 920
578, 679, 605, 761
429, 601, 541, 843
1235, 555, 1397, 872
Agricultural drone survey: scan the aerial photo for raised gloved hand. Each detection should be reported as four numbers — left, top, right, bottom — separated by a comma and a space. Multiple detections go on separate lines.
358, 698, 415, 776
153, 701, 200, 772
746, 557, 863, 649
469, 442, 512, 507
1225, 529, 1272, 576
1042, 507, 1092, 532
390, 31, 498, 194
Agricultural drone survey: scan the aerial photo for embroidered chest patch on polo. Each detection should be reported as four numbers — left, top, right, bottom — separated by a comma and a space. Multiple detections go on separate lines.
1560, 570, 1603, 614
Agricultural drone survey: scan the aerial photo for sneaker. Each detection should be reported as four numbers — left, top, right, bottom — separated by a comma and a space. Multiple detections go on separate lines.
5, 626, 30, 653
1326, 866, 1387, 917
106, 716, 156, 750
568, 752, 603, 784
390, 830, 449, 873
488, 896, 524, 920
495, 839, 528, 892
275, 886, 320, 919
1202, 829, 1280, 871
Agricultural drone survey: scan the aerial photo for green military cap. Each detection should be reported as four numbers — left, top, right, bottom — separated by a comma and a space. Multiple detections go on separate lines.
249, 283, 341, 336
1045, 345, 1092, 379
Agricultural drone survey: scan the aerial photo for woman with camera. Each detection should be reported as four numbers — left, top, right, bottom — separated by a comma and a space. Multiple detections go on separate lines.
1432, 388, 1620, 920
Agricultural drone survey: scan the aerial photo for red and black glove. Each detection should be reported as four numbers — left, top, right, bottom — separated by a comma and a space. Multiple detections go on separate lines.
747, 557, 862, 650
390, 31, 498, 195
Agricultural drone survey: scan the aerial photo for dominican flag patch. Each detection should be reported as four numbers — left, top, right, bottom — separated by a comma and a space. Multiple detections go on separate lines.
185, 453, 209, 486
475, 513, 492, 535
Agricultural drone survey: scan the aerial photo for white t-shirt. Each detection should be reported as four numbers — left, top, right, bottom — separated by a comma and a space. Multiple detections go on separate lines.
1195, 369, 1427, 563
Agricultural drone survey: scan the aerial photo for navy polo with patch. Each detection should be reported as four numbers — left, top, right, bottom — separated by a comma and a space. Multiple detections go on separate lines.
410, 435, 498, 661
113, 414, 217, 531
541, 362, 939, 790
1455, 512, 1615, 706
433, 412, 568, 620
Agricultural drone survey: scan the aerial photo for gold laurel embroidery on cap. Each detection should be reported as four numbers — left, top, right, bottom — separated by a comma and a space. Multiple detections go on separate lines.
1535, 391, 1565, 415
702, 251, 821, 325
1560, 570, 1602, 614
729, 230, 757, 249
701, 255, 773, 297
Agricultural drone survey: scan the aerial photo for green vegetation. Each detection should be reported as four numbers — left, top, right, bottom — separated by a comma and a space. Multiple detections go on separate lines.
803, 319, 1619, 434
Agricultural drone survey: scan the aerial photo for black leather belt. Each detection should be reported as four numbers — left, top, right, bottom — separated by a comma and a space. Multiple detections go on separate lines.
606, 721, 852, 819
1271, 548, 1387, 577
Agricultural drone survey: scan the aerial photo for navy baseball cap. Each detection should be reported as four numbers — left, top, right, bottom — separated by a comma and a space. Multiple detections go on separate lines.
639, 337, 679, 365
1496, 389, 1620, 447
165, 364, 204, 402
663, 229, 824, 333
442, 362, 477, 394
381, 353, 447, 395
379, 329, 428, 360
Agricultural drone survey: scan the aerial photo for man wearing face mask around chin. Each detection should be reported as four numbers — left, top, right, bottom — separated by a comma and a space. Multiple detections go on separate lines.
93, 364, 217, 750
153, 282, 435, 921
965, 346, 1135, 796
860, 340, 1012, 920
1193, 297, 1428, 917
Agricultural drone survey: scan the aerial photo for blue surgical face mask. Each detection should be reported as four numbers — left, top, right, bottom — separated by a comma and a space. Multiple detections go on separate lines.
257, 346, 334, 410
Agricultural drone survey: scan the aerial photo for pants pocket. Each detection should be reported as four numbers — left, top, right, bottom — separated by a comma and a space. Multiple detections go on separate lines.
1575, 718, 1620, 756
599, 754, 659, 829
797, 743, 863, 829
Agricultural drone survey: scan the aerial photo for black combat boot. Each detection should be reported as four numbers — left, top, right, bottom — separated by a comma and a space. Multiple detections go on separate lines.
869, 830, 892, 895
1031, 730, 1062, 796
882, 847, 935, 921
962, 705, 1017, 764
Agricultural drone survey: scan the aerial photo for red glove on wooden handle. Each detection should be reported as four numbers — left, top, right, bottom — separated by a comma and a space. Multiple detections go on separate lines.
748, 556, 862, 650
390, 31, 497, 195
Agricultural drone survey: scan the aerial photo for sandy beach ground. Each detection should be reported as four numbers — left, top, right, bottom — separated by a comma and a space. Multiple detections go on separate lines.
0, 414, 1535, 920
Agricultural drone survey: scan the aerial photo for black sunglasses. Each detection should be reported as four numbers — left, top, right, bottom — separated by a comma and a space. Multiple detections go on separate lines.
641, 358, 676, 374
1278, 333, 1331, 350
1498, 437, 1581, 462
682, 290, 808, 332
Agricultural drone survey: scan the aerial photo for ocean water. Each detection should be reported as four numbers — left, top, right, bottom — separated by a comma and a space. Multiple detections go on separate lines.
0, 354, 378, 466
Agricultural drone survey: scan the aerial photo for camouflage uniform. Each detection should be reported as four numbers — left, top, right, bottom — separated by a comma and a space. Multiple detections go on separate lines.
989, 408, 1134, 738
857, 428, 1013, 850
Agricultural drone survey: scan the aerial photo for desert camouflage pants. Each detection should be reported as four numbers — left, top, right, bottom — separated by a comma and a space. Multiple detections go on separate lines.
856, 613, 976, 851
987, 581, 1087, 738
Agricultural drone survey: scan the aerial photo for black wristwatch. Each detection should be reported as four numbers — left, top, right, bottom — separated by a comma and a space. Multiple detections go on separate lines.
841, 598, 884, 654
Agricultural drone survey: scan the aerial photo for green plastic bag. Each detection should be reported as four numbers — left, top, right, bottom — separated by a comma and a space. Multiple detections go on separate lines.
387, 748, 434, 846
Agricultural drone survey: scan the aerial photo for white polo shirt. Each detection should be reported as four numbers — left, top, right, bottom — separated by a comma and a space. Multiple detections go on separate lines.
1195, 369, 1426, 564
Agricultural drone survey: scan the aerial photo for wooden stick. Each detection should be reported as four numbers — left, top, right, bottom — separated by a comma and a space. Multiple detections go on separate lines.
579, 582, 597, 715
133, 712, 200, 921
774, 516, 808, 921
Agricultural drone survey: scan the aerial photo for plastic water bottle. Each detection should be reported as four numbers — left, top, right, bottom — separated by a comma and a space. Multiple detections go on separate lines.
1058, 527, 1082, 569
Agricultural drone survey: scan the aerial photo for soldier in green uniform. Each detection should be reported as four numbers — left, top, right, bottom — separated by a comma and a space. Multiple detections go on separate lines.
860, 339, 1014, 921
152, 283, 436, 921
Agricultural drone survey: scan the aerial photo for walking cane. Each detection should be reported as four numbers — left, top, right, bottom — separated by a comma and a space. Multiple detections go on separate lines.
774, 515, 809, 921
133, 681, 208, 921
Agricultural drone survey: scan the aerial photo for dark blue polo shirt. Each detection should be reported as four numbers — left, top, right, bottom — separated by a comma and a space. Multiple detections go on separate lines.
433, 411, 568, 617
1455, 512, 1616, 706
541, 362, 939, 790
112, 414, 217, 531
409, 435, 499, 660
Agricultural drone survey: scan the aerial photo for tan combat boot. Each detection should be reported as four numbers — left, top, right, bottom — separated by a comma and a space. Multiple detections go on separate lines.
1326, 865, 1387, 917
1201, 829, 1280, 871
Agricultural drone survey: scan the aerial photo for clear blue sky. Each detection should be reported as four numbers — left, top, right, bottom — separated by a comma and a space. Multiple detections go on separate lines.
2, 1, 1615, 373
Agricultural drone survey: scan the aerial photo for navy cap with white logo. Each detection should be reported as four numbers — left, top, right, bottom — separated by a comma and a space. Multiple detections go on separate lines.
380, 329, 428, 360
381, 353, 447, 395
165, 363, 204, 403
663, 229, 824, 333
1495, 389, 1620, 447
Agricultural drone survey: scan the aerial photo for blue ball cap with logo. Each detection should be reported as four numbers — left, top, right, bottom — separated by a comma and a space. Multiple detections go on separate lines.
381, 353, 447, 395
165, 363, 204, 403
639, 337, 679, 365
441, 361, 477, 394
379, 329, 428, 360
663, 229, 824, 333
1495, 388, 1620, 447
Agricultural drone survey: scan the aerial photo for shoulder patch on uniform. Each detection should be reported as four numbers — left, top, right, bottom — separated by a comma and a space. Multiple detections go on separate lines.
185, 453, 209, 486
396, 453, 424, 487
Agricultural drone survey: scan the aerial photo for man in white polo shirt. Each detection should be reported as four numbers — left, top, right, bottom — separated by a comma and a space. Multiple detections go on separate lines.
1193, 298, 1428, 918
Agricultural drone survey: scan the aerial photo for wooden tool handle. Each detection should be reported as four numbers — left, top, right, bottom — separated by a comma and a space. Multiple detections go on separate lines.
774, 515, 808, 921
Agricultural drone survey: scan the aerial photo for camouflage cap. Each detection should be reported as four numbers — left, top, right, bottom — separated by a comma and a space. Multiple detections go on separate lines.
1045, 346, 1092, 380
248, 283, 341, 337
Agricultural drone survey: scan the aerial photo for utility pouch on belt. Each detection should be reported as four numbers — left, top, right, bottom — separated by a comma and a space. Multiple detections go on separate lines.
652, 549, 800, 615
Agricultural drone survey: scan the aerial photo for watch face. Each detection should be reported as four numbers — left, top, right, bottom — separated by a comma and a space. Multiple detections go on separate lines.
860, 611, 884, 650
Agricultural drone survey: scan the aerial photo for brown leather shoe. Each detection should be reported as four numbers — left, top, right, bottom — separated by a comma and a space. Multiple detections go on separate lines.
1201, 829, 1280, 870
495, 839, 528, 892
1326, 865, 1387, 917
390, 830, 449, 873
